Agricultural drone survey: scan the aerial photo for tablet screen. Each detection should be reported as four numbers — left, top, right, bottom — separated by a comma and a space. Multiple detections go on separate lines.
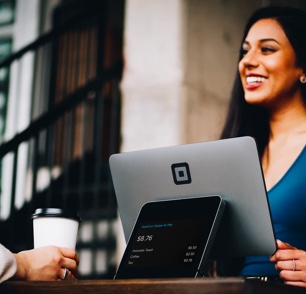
126, 218, 208, 268
115, 195, 225, 279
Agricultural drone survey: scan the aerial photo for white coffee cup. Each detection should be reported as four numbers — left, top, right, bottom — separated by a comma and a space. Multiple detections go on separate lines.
32, 208, 81, 249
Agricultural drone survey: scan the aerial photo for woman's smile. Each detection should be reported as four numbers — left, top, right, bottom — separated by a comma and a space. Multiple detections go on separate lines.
245, 75, 267, 90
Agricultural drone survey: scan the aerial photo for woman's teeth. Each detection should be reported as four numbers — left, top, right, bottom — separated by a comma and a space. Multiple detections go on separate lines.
246, 76, 266, 83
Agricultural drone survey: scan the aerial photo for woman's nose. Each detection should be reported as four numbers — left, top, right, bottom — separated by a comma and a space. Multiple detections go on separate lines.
240, 50, 259, 68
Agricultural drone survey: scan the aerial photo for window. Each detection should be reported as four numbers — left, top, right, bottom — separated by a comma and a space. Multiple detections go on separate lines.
0, 0, 15, 27
0, 38, 11, 142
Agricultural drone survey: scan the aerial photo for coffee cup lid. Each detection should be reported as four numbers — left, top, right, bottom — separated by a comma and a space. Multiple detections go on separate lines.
32, 208, 81, 223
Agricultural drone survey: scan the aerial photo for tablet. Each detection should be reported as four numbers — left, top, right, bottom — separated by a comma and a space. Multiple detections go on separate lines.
114, 196, 225, 279
109, 136, 277, 258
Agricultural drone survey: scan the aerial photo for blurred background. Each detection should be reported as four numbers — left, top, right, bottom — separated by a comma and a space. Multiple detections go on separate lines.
0, 0, 304, 280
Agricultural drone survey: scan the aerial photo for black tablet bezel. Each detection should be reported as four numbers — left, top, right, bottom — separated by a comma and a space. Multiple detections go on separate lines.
114, 195, 225, 279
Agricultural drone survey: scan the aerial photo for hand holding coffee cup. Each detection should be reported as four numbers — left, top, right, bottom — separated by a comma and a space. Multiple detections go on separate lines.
31, 208, 81, 280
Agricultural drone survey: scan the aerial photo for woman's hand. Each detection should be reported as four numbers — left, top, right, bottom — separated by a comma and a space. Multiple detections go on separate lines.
270, 239, 306, 287
13, 246, 79, 281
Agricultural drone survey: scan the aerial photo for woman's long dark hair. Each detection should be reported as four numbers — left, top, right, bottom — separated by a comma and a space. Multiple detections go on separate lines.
220, 6, 306, 157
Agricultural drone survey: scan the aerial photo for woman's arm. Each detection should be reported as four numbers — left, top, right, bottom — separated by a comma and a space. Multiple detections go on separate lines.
0, 244, 17, 283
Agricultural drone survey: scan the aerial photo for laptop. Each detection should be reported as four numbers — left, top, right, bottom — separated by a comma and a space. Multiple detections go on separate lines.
109, 136, 277, 258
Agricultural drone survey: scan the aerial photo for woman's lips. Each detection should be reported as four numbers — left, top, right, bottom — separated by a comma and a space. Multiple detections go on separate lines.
245, 75, 266, 90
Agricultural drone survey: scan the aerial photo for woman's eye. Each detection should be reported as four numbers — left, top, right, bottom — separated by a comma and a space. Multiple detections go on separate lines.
261, 47, 276, 53
241, 48, 249, 56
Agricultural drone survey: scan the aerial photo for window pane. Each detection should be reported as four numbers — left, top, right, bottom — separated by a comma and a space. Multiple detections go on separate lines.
0, 0, 15, 26
0, 38, 12, 141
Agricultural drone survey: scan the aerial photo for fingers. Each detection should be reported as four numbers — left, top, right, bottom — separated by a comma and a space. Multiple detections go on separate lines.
275, 259, 297, 272
285, 281, 306, 288
272, 250, 306, 286
61, 259, 78, 277
57, 268, 77, 281
59, 268, 69, 280
271, 249, 306, 264
275, 260, 304, 285
276, 239, 296, 250
271, 250, 299, 262
270, 240, 298, 262
38, 246, 79, 278
13, 246, 79, 281
59, 247, 80, 265
269, 241, 306, 287
279, 269, 306, 284
58, 247, 79, 277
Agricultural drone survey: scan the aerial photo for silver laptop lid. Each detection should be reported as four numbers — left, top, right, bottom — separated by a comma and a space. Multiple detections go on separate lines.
109, 136, 276, 257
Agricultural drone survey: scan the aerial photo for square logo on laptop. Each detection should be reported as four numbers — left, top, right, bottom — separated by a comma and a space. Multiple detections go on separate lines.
171, 162, 192, 185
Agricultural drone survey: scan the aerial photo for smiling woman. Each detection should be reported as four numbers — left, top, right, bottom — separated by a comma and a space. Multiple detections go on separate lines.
220, 6, 306, 288
239, 18, 303, 109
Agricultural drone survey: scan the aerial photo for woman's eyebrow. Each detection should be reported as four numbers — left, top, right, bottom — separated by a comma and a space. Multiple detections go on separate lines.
259, 38, 280, 44
243, 38, 280, 45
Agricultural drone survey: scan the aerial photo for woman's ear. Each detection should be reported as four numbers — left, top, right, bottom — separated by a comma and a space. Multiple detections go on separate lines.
300, 72, 306, 84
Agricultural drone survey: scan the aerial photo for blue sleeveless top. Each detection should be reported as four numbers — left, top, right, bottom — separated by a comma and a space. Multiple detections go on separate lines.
240, 146, 306, 277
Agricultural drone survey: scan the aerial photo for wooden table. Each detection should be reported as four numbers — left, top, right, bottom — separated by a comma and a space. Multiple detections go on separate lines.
1, 277, 305, 294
